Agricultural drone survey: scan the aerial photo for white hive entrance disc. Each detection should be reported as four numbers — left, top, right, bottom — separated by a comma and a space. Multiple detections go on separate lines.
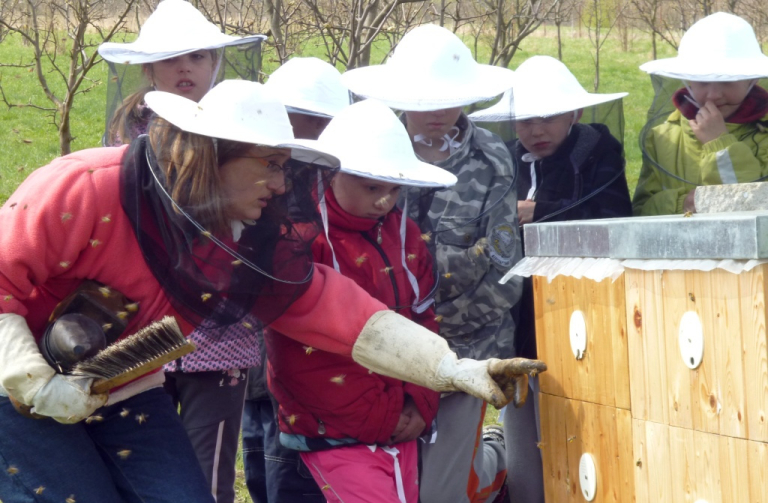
570, 310, 587, 360
679, 311, 704, 369
579, 453, 597, 501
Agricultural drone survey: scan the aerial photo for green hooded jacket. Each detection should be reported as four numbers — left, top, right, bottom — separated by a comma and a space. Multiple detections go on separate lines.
633, 109, 768, 216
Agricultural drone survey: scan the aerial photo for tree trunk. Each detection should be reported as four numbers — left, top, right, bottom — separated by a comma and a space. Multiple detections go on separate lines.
652, 31, 657, 60
557, 20, 562, 60
58, 103, 72, 155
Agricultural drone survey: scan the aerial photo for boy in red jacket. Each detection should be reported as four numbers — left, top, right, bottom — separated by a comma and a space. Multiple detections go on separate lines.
266, 99, 458, 502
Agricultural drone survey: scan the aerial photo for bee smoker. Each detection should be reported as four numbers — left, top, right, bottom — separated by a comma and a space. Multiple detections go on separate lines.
39, 280, 136, 373
10, 281, 137, 418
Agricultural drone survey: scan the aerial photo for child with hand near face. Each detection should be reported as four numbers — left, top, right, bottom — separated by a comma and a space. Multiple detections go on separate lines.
633, 12, 768, 216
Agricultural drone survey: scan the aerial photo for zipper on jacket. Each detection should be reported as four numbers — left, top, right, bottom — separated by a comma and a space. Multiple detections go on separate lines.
360, 231, 401, 309
376, 222, 383, 244
317, 419, 326, 435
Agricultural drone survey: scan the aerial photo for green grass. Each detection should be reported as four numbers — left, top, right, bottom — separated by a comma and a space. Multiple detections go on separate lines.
0, 32, 115, 202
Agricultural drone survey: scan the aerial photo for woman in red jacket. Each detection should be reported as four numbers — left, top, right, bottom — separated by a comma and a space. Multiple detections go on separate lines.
0, 81, 544, 503
267, 100, 458, 502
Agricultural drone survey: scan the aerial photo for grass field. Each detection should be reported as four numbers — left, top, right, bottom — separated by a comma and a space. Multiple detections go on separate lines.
0, 24, 673, 503
0, 25, 677, 203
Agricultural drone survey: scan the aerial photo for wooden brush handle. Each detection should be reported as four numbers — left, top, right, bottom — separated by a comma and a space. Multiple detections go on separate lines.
10, 341, 195, 419
91, 341, 196, 394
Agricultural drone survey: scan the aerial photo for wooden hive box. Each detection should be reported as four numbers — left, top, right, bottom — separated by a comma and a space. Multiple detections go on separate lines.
514, 213, 768, 502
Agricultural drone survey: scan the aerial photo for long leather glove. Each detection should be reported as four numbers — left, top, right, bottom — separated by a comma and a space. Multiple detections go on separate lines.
0, 313, 107, 423
351, 311, 546, 409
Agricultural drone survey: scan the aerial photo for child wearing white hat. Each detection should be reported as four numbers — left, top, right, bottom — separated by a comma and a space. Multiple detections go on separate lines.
342, 24, 522, 503
266, 99, 456, 502
100, 3, 266, 501
633, 12, 768, 216
471, 55, 632, 225
471, 54, 631, 503
242, 56, 350, 503
99, 0, 264, 146
263, 57, 351, 140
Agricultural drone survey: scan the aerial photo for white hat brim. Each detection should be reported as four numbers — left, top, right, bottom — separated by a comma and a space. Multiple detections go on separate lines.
341, 158, 457, 188
99, 35, 266, 65
342, 64, 515, 111
640, 57, 768, 81
469, 91, 626, 122
144, 91, 339, 168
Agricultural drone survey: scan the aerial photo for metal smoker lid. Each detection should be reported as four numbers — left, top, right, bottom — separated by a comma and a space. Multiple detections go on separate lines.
523, 211, 768, 260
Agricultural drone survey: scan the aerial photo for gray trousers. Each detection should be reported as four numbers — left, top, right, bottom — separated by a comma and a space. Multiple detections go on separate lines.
420, 392, 506, 503
503, 376, 544, 503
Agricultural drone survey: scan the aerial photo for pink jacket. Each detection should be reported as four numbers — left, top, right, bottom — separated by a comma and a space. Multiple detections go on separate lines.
0, 146, 387, 386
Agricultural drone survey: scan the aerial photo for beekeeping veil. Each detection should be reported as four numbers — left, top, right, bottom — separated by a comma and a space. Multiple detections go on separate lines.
120, 80, 340, 330
315, 99, 457, 313
99, 0, 265, 146
341, 24, 516, 238
469, 55, 627, 223
638, 12, 768, 186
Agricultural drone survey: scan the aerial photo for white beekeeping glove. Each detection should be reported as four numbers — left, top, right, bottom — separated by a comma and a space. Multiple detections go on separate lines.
0, 313, 107, 423
351, 311, 546, 408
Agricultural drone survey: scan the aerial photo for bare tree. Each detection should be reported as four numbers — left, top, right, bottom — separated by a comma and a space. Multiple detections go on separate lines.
583, 0, 628, 90
0, 0, 136, 155
299, 0, 428, 69
629, 0, 683, 58
551, 0, 574, 59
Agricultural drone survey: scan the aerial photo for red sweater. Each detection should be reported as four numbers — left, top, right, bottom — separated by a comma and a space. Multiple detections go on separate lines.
267, 188, 440, 445
0, 146, 386, 386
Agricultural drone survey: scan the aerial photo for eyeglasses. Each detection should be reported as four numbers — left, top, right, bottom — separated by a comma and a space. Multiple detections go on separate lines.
252, 156, 293, 191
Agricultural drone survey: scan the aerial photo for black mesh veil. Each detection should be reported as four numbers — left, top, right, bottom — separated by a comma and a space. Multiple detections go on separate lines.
472, 95, 626, 224
119, 121, 337, 331
639, 74, 768, 186
104, 39, 263, 146
476, 98, 625, 147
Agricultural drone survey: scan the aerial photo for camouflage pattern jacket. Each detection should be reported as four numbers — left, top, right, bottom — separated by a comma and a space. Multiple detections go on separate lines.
421, 115, 523, 360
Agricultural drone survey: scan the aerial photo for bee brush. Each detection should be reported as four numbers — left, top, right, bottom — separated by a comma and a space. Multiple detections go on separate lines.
72, 316, 195, 394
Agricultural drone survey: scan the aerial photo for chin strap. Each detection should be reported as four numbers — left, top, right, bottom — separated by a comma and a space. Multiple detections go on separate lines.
413, 126, 462, 155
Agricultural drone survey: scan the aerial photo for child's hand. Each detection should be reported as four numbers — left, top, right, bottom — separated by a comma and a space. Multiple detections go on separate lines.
683, 188, 697, 214
517, 200, 536, 225
689, 101, 728, 144
388, 396, 426, 445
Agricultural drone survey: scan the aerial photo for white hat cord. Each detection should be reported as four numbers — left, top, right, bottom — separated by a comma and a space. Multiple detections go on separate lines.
521, 153, 540, 200
639, 12, 768, 81
469, 57, 626, 122
413, 127, 462, 155
316, 99, 456, 312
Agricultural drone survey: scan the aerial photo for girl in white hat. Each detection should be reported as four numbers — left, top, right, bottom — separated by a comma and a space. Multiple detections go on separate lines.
0, 80, 543, 501
267, 99, 457, 503
242, 56, 350, 503
99, 0, 264, 146
342, 24, 522, 503
101, 4, 264, 500
471, 54, 631, 503
633, 12, 768, 216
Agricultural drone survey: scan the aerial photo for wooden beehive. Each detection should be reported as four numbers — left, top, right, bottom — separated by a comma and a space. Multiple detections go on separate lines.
518, 213, 768, 503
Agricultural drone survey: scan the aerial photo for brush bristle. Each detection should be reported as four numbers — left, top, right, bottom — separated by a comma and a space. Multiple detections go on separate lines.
71, 316, 185, 380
